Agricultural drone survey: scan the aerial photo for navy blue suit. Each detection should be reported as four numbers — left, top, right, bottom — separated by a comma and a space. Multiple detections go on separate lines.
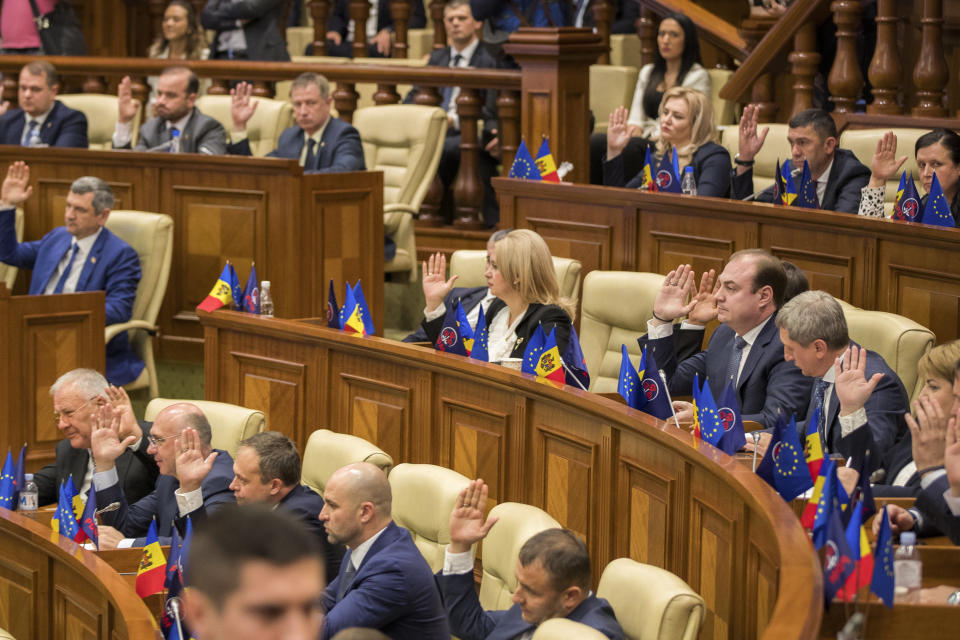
325, 0, 426, 57
321, 521, 449, 640
278, 484, 345, 579
604, 141, 732, 198
915, 474, 960, 545
639, 316, 812, 429
0, 208, 143, 385
404, 286, 487, 343
0, 101, 88, 148
228, 117, 365, 174
97, 449, 236, 545
437, 569, 623, 640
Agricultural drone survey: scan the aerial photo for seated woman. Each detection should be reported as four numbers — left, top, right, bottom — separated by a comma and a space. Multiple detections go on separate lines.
589, 12, 709, 184
419, 229, 576, 363
146, 1, 210, 109
858, 129, 960, 224
603, 87, 731, 197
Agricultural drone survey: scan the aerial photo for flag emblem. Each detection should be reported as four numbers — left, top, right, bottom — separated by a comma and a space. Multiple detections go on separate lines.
901, 197, 919, 220
719, 407, 735, 431
642, 378, 659, 400
326, 301, 335, 323
656, 170, 673, 189
439, 327, 458, 348
824, 540, 840, 572
539, 352, 557, 371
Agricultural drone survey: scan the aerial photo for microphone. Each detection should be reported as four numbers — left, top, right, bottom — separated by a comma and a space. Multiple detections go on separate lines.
146, 139, 175, 152
741, 165, 801, 201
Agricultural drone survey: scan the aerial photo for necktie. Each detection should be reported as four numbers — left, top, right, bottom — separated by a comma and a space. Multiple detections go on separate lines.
53, 243, 79, 294
725, 336, 748, 387
21, 119, 38, 146
336, 558, 357, 601
440, 54, 464, 111
813, 377, 830, 450
304, 138, 317, 169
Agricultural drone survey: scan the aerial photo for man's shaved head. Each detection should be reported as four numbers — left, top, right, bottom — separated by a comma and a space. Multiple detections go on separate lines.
319, 462, 393, 549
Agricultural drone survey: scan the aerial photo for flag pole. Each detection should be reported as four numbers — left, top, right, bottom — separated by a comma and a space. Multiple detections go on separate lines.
560, 357, 588, 391
658, 369, 682, 430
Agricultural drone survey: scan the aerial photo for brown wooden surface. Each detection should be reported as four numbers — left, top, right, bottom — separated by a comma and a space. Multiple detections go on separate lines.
0, 146, 384, 362
201, 309, 824, 640
0, 285, 104, 471
0, 507, 157, 640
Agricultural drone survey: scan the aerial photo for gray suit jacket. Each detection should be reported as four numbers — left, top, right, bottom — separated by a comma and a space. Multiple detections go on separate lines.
130, 108, 227, 154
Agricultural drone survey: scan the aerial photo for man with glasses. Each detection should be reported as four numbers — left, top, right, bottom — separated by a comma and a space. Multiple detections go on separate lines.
34, 368, 157, 507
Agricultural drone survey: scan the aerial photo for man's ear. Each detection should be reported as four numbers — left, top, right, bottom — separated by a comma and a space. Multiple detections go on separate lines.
824, 136, 837, 155
183, 587, 217, 640
559, 585, 585, 613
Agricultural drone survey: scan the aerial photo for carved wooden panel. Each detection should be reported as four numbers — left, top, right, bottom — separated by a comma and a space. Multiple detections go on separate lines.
745, 521, 781, 640
53, 563, 106, 640
0, 534, 41, 640
882, 261, 960, 343
523, 217, 613, 277
233, 350, 308, 442
438, 394, 512, 507
639, 215, 752, 278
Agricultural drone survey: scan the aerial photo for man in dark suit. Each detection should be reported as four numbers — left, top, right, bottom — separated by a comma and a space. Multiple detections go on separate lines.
319, 462, 449, 640
324, 0, 427, 58
227, 74, 364, 173
0, 61, 88, 148
439, 479, 623, 639
92, 402, 236, 548
201, 0, 291, 61
33, 369, 157, 507
0, 162, 144, 385
113, 68, 226, 154
773, 290, 908, 468
732, 105, 870, 213
639, 250, 811, 430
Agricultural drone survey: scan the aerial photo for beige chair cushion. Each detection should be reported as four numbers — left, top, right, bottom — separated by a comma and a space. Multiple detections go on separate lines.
706, 68, 735, 127
590, 65, 638, 134
0, 628, 15, 640
609, 34, 642, 69
479, 502, 561, 611
0, 207, 23, 291
196, 95, 294, 157
449, 249, 582, 304
301, 428, 394, 494
842, 307, 935, 401
721, 123, 791, 193
144, 398, 265, 457
580, 270, 665, 393
532, 618, 609, 640
57, 94, 141, 150
388, 463, 471, 572
838, 128, 926, 216
597, 558, 705, 640
407, 28, 435, 61
286, 25, 313, 58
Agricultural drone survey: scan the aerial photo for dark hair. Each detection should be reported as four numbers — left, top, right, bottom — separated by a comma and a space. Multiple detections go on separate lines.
781, 260, 810, 303
23, 61, 58, 88
185, 505, 321, 607
518, 528, 591, 592
915, 129, 960, 166
162, 66, 200, 95
148, 0, 207, 59
331, 629, 392, 640
69, 176, 114, 214
239, 431, 301, 487
644, 13, 702, 113
183, 409, 213, 446
729, 249, 787, 309
787, 108, 838, 141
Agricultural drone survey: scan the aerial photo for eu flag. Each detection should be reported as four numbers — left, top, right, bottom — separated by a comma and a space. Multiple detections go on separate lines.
638, 347, 672, 420
781, 161, 798, 205
522, 324, 547, 374
55, 481, 80, 540
617, 344, 642, 409
227, 262, 243, 311
822, 505, 856, 603
508, 140, 542, 180
894, 172, 921, 221
241, 264, 259, 313
696, 379, 724, 446
795, 159, 820, 208
434, 301, 469, 356
812, 458, 850, 549
756, 414, 813, 501
0, 450, 15, 509
870, 505, 896, 608
717, 381, 747, 455
920, 172, 956, 227
654, 147, 682, 193
326, 279, 339, 328
470, 306, 489, 361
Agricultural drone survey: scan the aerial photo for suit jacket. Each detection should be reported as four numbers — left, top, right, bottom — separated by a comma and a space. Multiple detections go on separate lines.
0, 208, 143, 385
0, 100, 88, 148
127, 108, 227, 155
731, 148, 870, 213
327, 0, 426, 39
98, 449, 236, 544
33, 420, 157, 507
404, 286, 488, 343
227, 117, 365, 173
915, 473, 960, 545
201, 0, 291, 61
605, 141, 731, 198
638, 315, 811, 429
437, 569, 624, 640
279, 483, 345, 580
321, 521, 449, 640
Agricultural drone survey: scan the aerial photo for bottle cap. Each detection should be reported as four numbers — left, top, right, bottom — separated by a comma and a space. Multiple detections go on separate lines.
261, 280, 271, 287
900, 531, 916, 545
24, 473, 33, 481
684, 165, 694, 173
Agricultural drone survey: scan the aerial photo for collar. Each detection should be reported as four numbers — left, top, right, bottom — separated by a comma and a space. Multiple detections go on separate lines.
348, 522, 390, 569
822, 364, 836, 384
739, 314, 771, 345
450, 38, 479, 63
304, 117, 330, 147
167, 110, 192, 133
73, 227, 103, 253
25, 104, 54, 129
816, 158, 834, 186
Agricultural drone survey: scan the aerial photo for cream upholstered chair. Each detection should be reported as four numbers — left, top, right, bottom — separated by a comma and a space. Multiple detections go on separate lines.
580, 270, 665, 393
478, 502, 561, 611
706, 68, 736, 128
286, 25, 313, 58
590, 65, 638, 134
841, 306, 935, 401
0, 627, 15, 640
388, 463, 471, 571
104, 211, 173, 398
57, 94, 142, 149
532, 619, 609, 640
721, 123, 791, 194
609, 34, 643, 68
597, 558, 704, 640
354, 104, 447, 281
0, 207, 24, 291
449, 249, 582, 304
301, 428, 394, 494
839, 128, 926, 217
196, 95, 294, 157
407, 27, 434, 61
144, 398, 265, 456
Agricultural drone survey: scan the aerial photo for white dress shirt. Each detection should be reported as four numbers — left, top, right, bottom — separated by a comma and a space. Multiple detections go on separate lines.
43, 228, 102, 294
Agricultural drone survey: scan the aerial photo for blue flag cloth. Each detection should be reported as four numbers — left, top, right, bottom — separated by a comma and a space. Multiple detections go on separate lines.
781, 161, 798, 205
56, 481, 79, 540
455, 298, 475, 349
870, 505, 896, 608
717, 381, 747, 455
13, 445, 25, 508
241, 264, 259, 313
773, 159, 783, 204
562, 327, 590, 389
813, 458, 850, 549
617, 344, 643, 409
165, 525, 182, 590
822, 504, 856, 603
0, 450, 15, 509
756, 414, 813, 501
522, 324, 548, 374
77, 483, 99, 548
352, 281, 376, 335
920, 172, 956, 227
508, 140, 542, 180
845, 450, 876, 526
326, 279, 340, 328
638, 347, 673, 420
338, 282, 356, 330
228, 263, 243, 311
654, 147, 682, 193
435, 301, 470, 356
894, 172, 921, 221
697, 379, 724, 446
796, 159, 820, 208
470, 306, 489, 361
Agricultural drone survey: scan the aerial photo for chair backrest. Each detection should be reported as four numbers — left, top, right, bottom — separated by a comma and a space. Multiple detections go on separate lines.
532, 618, 609, 640
0, 207, 23, 290
286, 25, 313, 58
57, 94, 141, 149
388, 463, 471, 572
841, 306, 935, 400
838, 127, 926, 216
144, 398, 266, 457
104, 211, 174, 326
720, 123, 791, 193
609, 34, 642, 68
590, 65, 638, 134
706, 68, 735, 127
300, 428, 394, 494
580, 270, 665, 392
597, 558, 704, 640
0, 627, 15, 640
196, 95, 294, 157
407, 27, 435, 61
353, 104, 448, 210
448, 249, 582, 304
479, 502, 561, 611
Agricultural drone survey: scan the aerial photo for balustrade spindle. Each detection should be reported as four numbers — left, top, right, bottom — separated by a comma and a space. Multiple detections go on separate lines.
827, 0, 864, 114
389, 0, 412, 59
789, 22, 820, 116
429, 0, 446, 51
591, 0, 614, 66
333, 82, 359, 123
739, 17, 777, 121
452, 88, 484, 229
310, 0, 331, 56
349, 0, 372, 59
637, 8, 656, 66
912, 0, 948, 116
867, 0, 902, 114
497, 90, 521, 176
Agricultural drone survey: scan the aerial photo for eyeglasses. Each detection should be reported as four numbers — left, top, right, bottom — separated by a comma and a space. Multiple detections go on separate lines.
147, 433, 178, 447
53, 397, 97, 424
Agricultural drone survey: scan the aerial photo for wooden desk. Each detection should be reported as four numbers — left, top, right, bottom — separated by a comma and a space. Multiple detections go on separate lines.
0, 507, 156, 639
201, 310, 823, 640
0, 146, 384, 360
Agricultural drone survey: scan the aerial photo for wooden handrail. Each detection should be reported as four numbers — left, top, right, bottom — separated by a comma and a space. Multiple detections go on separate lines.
638, 0, 749, 60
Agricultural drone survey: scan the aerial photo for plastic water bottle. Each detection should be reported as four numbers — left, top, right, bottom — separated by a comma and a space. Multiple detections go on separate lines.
169, 129, 181, 153
681, 165, 698, 196
19, 473, 38, 517
260, 281, 274, 317
894, 531, 922, 603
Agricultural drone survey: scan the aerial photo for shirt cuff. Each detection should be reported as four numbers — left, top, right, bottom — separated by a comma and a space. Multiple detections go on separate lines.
907, 507, 924, 531
920, 468, 948, 490
646, 319, 675, 339
943, 487, 960, 517
117, 538, 136, 549
424, 303, 446, 322
93, 466, 119, 491
679, 321, 706, 331
128, 437, 142, 452
231, 129, 249, 143
113, 121, 133, 148
175, 486, 204, 516
443, 547, 475, 574
838, 406, 868, 437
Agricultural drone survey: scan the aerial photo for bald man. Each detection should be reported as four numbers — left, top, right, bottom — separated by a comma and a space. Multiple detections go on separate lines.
91, 402, 236, 547
319, 463, 449, 640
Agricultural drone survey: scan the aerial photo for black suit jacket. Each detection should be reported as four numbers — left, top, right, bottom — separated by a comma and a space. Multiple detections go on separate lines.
201, 0, 291, 61
731, 148, 870, 213
327, 0, 426, 38
404, 286, 487, 343
604, 141, 732, 198
0, 100, 88, 148
278, 484, 345, 579
33, 420, 157, 507
915, 474, 960, 545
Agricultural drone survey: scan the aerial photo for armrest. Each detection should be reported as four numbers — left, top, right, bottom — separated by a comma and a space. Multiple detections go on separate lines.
105, 320, 158, 342
384, 203, 417, 215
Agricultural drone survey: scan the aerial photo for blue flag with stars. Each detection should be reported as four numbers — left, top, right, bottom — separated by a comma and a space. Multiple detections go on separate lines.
0, 450, 15, 509
617, 344, 643, 409
654, 147, 682, 193
508, 140, 541, 180
638, 347, 672, 420
716, 381, 747, 455
352, 281, 376, 335
522, 324, 547, 374
470, 306, 489, 361
228, 262, 243, 311
796, 159, 820, 208
920, 172, 956, 227
813, 457, 850, 549
756, 413, 813, 501
696, 379, 724, 446
55, 481, 80, 540
338, 281, 355, 330
870, 505, 895, 608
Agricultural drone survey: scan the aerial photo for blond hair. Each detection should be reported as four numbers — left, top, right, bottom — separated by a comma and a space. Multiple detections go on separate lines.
656, 86, 718, 169
917, 339, 960, 382
494, 229, 576, 320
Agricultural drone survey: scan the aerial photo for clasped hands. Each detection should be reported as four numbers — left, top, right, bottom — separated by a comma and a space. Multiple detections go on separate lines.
448, 479, 499, 554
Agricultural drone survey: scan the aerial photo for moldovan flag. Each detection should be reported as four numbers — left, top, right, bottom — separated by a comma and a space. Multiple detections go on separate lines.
640, 147, 656, 191
197, 263, 235, 312
803, 406, 824, 480
534, 327, 566, 384
136, 519, 167, 597
838, 499, 874, 601
535, 138, 561, 182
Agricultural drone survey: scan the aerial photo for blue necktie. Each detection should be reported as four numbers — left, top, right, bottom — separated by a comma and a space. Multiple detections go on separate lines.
725, 336, 748, 387
336, 558, 357, 601
53, 243, 79, 294
304, 138, 317, 169
21, 119, 38, 146
813, 377, 829, 450
440, 53, 464, 111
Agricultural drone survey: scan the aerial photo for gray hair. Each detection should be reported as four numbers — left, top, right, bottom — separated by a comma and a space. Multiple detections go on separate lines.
775, 290, 849, 350
49, 368, 108, 397
70, 177, 114, 215
290, 72, 330, 99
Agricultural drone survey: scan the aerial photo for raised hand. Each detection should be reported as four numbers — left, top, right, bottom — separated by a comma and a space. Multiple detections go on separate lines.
945, 415, 960, 498
91, 404, 137, 471
687, 268, 719, 326
0, 161, 32, 207
834, 346, 884, 417
117, 76, 139, 124
103, 385, 142, 443
175, 427, 218, 493
606, 106, 631, 160
449, 479, 499, 553
872, 503, 915, 537
868, 131, 908, 188
906, 394, 949, 470
230, 81, 259, 131
736, 104, 769, 164
371, 29, 392, 56
651, 264, 697, 324
422, 252, 458, 312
